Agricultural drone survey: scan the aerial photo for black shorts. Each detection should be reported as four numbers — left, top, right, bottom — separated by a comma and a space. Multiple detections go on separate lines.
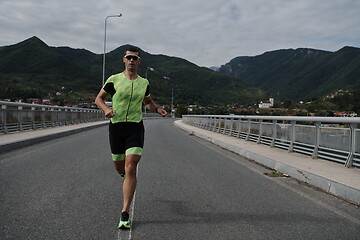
109, 121, 145, 161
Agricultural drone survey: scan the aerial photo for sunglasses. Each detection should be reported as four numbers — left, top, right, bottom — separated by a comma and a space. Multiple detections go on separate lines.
124, 55, 140, 61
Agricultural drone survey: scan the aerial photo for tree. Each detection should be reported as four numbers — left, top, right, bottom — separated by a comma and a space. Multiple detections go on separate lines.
282, 99, 292, 108
175, 104, 188, 118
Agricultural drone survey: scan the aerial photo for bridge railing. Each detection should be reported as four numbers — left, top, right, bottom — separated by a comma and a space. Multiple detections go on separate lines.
182, 115, 360, 168
0, 101, 107, 134
0, 101, 165, 135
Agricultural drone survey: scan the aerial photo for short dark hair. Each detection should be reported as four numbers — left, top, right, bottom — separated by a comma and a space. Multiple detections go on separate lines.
124, 46, 140, 57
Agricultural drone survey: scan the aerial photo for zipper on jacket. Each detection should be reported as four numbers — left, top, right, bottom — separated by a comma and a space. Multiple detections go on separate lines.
126, 81, 134, 121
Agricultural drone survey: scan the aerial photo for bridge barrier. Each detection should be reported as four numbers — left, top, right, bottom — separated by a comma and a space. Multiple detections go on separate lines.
0, 101, 164, 135
182, 115, 360, 168
0, 101, 108, 134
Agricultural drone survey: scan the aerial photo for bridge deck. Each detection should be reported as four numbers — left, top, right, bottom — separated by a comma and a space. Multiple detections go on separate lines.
1, 119, 359, 204
1, 119, 360, 239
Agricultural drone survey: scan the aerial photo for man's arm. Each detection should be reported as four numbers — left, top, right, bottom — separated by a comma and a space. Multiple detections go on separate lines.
95, 89, 116, 118
143, 96, 167, 117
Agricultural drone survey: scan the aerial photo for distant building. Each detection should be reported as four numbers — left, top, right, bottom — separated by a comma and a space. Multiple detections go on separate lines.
258, 98, 274, 108
334, 111, 357, 117
26, 98, 41, 104
187, 104, 197, 112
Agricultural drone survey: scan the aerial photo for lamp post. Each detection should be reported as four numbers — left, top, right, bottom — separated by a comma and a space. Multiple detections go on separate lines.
102, 14, 122, 86
144, 67, 175, 117
163, 76, 174, 118
146, 67, 154, 79
144, 67, 155, 114
171, 86, 174, 118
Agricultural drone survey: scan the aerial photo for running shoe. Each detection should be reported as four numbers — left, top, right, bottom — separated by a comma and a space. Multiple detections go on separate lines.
118, 212, 131, 229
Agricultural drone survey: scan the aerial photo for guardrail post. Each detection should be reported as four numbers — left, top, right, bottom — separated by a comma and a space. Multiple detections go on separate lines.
50, 108, 55, 127
2, 104, 8, 134
223, 119, 227, 135
345, 123, 356, 167
41, 107, 46, 128
312, 122, 321, 159
64, 109, 68, 125
31, 107, 36, 130
18, 105, 23, 132
230, 118, 234, 136
211, 118, 215, 131
221, 118, 225, 134
214, 118, 220, 132
288, 121, 296, 152
257, 120, 263, 144
245, 119, 251, 141
217, 118, 221, 133
227, 119, 231, 135
236, 118, 242, 138
271, 120, 277, 148
222, 118, 226, 134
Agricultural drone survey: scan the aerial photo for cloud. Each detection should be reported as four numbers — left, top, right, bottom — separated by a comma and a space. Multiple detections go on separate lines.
0, 0, 359, 67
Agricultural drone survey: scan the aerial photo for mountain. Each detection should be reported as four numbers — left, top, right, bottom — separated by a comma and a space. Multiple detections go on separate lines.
0, 37, 83, 75
1, 36, 359, 108
0, 37, 100, 101
219, 47, 360, 101
209, 66, 220, 71
0, 36, 266, 106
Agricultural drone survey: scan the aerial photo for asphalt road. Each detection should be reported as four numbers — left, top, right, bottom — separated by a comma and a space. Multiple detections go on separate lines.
1, 118, 359, 240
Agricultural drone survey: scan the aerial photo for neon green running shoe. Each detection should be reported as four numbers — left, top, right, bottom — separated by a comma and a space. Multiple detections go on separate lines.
118, 212, 131, 229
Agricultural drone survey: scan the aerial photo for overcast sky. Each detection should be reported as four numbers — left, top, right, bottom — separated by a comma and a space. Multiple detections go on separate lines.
1, 0, 359, 67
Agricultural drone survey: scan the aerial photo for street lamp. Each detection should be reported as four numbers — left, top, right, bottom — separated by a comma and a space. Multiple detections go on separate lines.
102, 14, 122, 86
146, 67, 154, 79
144, 67, 155, 114
163, 76, 174, 118
144, 67, 175, 117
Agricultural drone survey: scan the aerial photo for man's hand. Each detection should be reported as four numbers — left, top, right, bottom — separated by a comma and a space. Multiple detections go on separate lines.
157, 108, 167, 118
104, 108, 116, 118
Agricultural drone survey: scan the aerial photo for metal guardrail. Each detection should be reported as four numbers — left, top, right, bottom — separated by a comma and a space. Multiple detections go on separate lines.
0, 101, 106, 134
0, 101, 166, 135
182, 115, 360, 168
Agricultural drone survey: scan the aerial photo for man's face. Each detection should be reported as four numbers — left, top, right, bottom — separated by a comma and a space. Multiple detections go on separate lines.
123, 51, 141, 72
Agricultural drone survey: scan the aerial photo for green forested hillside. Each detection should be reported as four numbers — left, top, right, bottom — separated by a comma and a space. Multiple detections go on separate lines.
219, 47, 360, 101
0, 37, 98, 101
1, 36, 359, 111
0, 37, 266, 106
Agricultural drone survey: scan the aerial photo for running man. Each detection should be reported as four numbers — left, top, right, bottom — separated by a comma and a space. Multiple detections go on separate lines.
95, 46, 167, 229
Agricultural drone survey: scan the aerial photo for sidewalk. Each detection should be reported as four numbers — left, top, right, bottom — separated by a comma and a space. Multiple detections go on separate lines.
174, 120, 360, 205
0, 121, 109, 153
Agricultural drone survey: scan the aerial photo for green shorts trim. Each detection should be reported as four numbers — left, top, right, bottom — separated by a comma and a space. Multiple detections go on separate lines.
112, 153, 125, 161
112, 147, 143, 161
125, 147, 143, 156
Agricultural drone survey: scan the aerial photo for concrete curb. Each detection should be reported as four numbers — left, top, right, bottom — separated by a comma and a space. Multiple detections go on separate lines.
0, 122, 109, 154
174, 120, 360, 205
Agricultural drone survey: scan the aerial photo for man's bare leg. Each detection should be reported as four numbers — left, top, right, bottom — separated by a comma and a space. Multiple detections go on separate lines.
113, 160, 125, 175
122, 154, 141, 213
